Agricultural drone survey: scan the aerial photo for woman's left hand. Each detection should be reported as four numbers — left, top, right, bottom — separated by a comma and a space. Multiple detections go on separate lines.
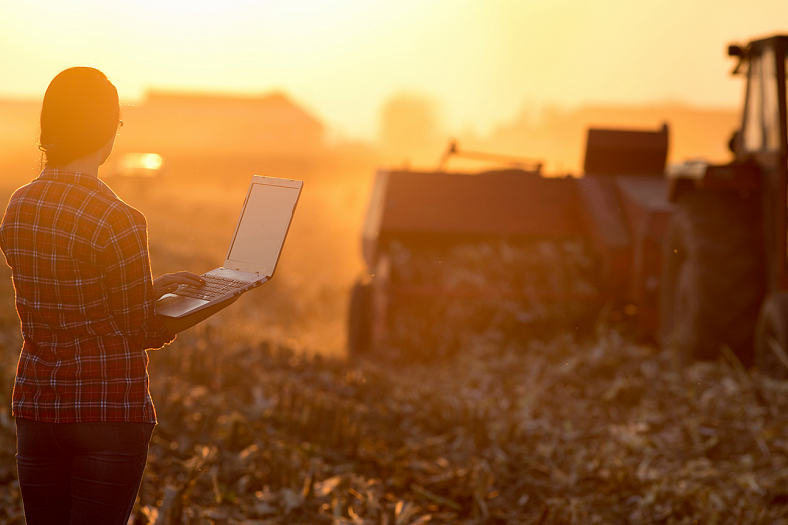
153, 271, 205, 300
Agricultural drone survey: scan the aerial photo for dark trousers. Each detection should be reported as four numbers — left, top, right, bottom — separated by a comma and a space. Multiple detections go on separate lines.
15, 417, 155, 525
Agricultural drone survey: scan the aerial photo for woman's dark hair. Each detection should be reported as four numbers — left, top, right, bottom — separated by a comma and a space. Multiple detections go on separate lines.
39, 67, 119, 167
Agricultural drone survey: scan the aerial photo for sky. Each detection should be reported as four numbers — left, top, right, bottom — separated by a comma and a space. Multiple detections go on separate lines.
1, 0, 787, 140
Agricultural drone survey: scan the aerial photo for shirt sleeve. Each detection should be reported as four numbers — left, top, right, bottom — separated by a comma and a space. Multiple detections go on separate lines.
0, 192, 21, 270
102, 205, 175, 350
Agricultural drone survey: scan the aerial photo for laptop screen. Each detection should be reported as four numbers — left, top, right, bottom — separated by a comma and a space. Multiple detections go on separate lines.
225, 179, 301, 276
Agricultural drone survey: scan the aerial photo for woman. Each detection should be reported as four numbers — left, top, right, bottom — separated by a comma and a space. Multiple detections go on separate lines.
0, 67, 224, 524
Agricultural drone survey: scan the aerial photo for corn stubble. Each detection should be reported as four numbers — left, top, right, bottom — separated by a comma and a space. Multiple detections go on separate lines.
3, 318, 788, 524
0, 217, 787, 523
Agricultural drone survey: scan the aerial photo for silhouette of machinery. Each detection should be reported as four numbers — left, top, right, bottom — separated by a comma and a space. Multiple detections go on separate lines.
349, 34, 788, 378
663, 35, 788, 376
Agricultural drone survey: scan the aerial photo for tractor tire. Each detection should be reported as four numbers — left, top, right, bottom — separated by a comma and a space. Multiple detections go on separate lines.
347, 279, 372, 357
754, 293, 788, 380
660, 190, 764, 365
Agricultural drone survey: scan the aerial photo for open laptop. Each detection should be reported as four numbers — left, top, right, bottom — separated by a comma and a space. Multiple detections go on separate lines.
156, 175, 302, 318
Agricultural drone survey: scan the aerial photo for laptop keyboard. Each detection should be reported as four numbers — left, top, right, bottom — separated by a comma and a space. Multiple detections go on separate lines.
174, 275, 250, 301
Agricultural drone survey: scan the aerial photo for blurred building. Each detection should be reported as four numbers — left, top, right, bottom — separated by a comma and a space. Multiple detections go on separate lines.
119, 91, 325, 158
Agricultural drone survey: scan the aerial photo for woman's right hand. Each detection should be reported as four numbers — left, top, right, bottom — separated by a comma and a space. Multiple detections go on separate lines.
153, 271, 205, 300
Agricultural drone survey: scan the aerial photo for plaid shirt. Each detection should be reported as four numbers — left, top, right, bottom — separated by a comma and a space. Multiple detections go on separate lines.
0, 168, 174, 423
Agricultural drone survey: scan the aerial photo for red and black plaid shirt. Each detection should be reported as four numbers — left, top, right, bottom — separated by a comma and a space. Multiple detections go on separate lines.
0, 168, 175, 423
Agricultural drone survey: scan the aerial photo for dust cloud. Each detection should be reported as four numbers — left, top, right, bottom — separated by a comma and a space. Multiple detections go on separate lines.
0, 91, 738, 356
378, 93, 444, 168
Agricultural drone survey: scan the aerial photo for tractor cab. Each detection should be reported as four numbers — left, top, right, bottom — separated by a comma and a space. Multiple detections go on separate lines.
729, 35, 788, 165
661, 35, 788, 374
732, 36, 788, 295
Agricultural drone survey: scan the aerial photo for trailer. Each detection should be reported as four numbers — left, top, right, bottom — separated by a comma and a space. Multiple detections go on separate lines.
350, 34, 788, 378
349, 126, 671, 359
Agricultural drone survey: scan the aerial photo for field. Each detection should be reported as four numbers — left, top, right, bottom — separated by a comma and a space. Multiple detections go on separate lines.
1, 149, 788, 524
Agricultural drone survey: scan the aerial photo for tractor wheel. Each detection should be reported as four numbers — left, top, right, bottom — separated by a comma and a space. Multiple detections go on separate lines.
660, 190, 764, 365
347, 279, 372, 357
754, 293, 788, 380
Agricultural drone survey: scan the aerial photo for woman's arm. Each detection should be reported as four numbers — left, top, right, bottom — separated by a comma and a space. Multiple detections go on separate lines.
104, 208, 243, 341
152, 272, 240, 333
158, 294, 240, 334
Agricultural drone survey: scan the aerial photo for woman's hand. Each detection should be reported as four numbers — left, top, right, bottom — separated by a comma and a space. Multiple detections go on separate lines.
153, 271, 205, 300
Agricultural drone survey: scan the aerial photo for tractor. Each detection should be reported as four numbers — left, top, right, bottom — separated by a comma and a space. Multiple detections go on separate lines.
663, 34, 788, 376
349, 34, 788, 378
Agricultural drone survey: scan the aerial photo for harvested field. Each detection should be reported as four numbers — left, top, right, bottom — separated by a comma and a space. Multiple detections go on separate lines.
3, 322, 788, 524
0, 151, 786, 524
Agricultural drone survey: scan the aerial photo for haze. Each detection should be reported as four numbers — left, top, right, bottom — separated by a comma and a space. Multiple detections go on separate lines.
2, 0, 787, 140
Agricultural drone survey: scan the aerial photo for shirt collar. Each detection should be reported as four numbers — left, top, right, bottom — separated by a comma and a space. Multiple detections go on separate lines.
37, 167, 114, 195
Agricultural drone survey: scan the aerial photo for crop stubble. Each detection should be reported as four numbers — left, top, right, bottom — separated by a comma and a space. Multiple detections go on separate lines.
0, 156, 787, 523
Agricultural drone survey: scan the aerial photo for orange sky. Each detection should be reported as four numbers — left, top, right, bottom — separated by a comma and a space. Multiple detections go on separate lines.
1, 1, 786, 140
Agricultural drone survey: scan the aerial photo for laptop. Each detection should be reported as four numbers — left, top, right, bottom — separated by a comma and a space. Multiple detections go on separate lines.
155, 175, 303, 318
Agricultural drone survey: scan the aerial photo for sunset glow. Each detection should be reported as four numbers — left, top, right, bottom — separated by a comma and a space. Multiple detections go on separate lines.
2, 3, 788, 521
2, 0, 787, 139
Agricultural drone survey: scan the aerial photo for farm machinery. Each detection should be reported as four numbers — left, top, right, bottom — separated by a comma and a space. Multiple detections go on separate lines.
663, 34, 788, 376
349, 34, 788, 378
